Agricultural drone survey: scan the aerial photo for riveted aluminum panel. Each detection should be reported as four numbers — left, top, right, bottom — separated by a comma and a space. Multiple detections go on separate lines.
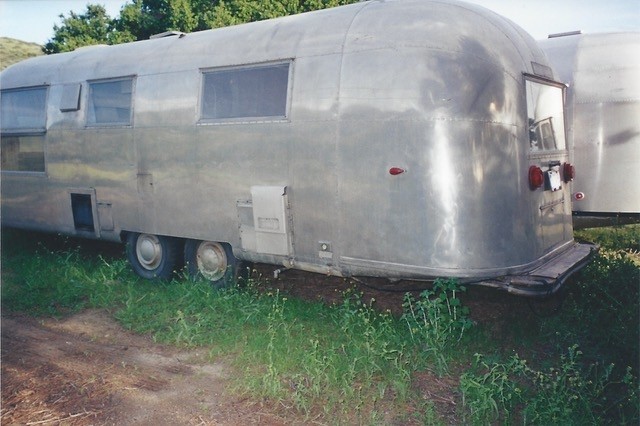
540, 32, 640, 217
1, 0, 593, 291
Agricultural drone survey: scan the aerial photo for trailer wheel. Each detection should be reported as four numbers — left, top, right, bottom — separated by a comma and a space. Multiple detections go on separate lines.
185, 240, 237, 288
126, 233, 182, 280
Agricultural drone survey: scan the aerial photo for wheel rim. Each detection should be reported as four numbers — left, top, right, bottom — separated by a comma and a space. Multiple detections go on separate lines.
136, 234, 163, 271
196, 242, 227, 281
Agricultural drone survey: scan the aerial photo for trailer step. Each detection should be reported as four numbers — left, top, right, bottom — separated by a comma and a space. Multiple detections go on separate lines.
480, 242, 598, 297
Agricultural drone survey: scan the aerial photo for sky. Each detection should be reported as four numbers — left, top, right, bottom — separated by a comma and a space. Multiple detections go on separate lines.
0, 0, 127, 45
0, 0, 638, 45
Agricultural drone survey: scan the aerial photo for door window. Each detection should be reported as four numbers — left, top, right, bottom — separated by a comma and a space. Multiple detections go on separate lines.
525, 78, 566, 151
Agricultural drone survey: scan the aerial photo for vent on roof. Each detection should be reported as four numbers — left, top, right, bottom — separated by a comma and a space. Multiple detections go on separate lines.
548, 30, 582, 39
150, 31, 186, 39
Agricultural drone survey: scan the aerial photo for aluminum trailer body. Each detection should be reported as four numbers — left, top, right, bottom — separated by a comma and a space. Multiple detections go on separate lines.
539, 32, 640, 226
1, 0, 595, 296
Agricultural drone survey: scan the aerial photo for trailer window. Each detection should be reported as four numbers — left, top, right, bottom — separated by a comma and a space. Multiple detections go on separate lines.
87, 77, 134, 126
1, 86, 48, 131
1, 135, 45, 172
1, 86, 47, 172
526, 79, 566, 151
201, 62, 290, 121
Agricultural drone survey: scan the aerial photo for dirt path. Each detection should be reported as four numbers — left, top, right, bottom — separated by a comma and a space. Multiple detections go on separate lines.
0, 263, 535, 426
1, 310, 285, 425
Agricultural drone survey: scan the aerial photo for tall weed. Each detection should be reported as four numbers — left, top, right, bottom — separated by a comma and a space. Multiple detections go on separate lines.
540, 250, 639, 375
460, 345, 638, 425
401, 278, 473, 373
460, 353, 525, 425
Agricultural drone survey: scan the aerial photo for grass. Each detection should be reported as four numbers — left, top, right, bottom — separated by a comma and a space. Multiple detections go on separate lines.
1, 225, 639, 424
0, 37, 43, 70
457, 225, 640, 425
575, 224, 640, 253
459, 346, 635, 425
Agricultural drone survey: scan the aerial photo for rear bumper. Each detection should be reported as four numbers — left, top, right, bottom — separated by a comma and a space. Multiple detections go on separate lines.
477, 242, 598, 298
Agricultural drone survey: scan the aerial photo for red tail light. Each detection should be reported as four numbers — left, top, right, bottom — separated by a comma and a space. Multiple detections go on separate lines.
389, 167, 406, 175
562, 162, 575, 182
529, 165, 544, 190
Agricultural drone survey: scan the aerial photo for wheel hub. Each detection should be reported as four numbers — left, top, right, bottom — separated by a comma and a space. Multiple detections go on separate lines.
136, 234, 162, 270
196, 242, 227, 281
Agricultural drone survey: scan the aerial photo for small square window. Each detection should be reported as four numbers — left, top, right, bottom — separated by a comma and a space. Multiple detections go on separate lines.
87, 77, 134, 126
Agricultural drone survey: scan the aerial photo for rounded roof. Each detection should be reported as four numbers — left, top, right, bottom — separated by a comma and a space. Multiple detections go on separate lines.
539, 32, 640, 103
1, 0, 550, 89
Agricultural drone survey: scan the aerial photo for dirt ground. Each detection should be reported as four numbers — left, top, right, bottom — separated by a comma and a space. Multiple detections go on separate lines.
1, 262, 539, 426
1, 309, 291, 425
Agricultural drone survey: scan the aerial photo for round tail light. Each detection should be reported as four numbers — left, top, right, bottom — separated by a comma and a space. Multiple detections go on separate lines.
529, 165, 544, 190
563, 162, 575, 182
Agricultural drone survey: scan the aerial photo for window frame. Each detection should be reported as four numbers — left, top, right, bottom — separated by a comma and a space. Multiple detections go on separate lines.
1, 85, 49, 174
86, 76, 135, 128
198, 60, 293, 125
0, 85, 49, 134
1, 133, 47, 174
523, 74, 567, 153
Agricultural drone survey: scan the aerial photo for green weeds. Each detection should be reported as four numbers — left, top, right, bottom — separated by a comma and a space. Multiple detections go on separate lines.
460, 353, 525, 424
230, 287, 416, 421
458, 225, 639, 425
547, 249, 639, 370
461, 345, 638, 425
1, 243, 131, 316
402, 279, 473, 373
575, 224, 640, 253
1, 226, 639, 424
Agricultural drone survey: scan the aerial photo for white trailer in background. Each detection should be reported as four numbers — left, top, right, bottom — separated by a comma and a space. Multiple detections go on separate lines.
539, 31, 640, 227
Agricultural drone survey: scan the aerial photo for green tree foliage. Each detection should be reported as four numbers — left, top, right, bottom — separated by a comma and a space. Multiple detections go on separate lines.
43, 4, 134, 54
45, 0, 363, 54
209, 0, 360, 28
115, 0, 203, 42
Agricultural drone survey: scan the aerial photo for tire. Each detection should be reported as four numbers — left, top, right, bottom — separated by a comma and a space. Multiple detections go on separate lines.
126, 232, 182, 280
184, 240, 238, 288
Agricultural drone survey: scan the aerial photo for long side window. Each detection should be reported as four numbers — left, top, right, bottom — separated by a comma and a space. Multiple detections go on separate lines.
201, 62, 291, 121
1, 86, 48, 172
525, 77, 567, 152
87, 77, 134, 126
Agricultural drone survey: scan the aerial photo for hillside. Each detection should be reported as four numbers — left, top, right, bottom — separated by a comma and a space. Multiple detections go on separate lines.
0, 37, 43, 70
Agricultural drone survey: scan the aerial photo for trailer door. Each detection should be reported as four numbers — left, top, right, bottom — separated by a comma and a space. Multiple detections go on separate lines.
525, 76, 573, 252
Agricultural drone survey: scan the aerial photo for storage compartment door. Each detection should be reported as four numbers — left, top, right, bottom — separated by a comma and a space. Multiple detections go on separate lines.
251, 186, 292, 256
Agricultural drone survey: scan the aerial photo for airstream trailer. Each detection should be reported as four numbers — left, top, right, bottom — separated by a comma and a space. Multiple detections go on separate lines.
1, 0, 595, 296
539, 32, 640, 226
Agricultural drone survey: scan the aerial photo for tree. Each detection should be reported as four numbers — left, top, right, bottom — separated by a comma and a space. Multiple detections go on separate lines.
115, 0, 201, 41
44, 0, 363, 53
209, 0, 361, 28
43, 4, 133, 54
